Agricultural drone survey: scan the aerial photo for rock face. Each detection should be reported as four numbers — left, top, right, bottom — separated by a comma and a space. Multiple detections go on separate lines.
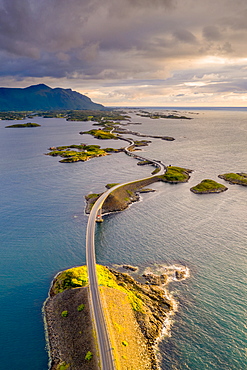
142, 273, 168, 285
0, 84, 104, 111
108, 268, 172, 348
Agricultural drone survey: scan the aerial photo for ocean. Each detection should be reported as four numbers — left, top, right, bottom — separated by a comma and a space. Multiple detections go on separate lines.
0, 108, 246, 369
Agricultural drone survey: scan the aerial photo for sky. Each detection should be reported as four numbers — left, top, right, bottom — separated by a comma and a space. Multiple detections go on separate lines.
1, 0, 247, 106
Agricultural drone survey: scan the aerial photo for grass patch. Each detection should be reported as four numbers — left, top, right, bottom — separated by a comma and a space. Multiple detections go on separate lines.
85, 351, 93, 361
57, 362, 70, 370
82, 129, 118, 140
106, 183, 119, 189
46, 143, 108, 162
151, 167, 160, 175
61, 310, 68, 317
159, 166, 191, 182
5, 122, 40, 128
219, 172, 247, 186
52, 265, 144, 312
52, 266, 88, 294
96, 265, 143, 312
77, 304, 85, 312
190, 179, 227, 193
85, 193, 100, 200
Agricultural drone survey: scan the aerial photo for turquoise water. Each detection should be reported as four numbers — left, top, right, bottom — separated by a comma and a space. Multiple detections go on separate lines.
0, 110, 246, 369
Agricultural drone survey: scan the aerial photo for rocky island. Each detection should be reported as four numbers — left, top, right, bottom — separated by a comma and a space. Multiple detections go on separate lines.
5, 122, 40, 128
218, 172, 247, 186
44, 264, 182, 370
45, 144, 122, 163
190, 179, 228, 194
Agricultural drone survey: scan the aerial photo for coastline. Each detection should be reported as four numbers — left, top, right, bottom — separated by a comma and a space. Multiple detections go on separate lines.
44, 265, 189, 370
85, 167, 192, 215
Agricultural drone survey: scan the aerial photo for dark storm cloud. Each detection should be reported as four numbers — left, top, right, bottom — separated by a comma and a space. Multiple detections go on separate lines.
203, 26, 222, 41
173, 29, 197, 44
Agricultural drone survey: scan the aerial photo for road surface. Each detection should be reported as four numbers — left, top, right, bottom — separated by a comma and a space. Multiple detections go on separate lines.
86, 140, 166, 370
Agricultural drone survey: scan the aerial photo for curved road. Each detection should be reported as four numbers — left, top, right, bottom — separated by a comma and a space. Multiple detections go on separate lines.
86, 140, 166, 370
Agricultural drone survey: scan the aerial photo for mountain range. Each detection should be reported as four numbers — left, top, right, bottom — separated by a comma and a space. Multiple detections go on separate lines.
0, 84, 105, 111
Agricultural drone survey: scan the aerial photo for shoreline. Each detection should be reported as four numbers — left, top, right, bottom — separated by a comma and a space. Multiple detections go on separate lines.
43, 265, 189, 370
85, 167, 192, 215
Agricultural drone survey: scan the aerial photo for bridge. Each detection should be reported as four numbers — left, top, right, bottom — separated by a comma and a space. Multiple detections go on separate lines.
86, 140, 166, 370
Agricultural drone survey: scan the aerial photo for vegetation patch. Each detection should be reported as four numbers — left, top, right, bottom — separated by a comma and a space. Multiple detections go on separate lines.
5, 122, 40, 128
136, 111, 192, 120
133, 139, 151, 147
96, 265, 143, 312
46, 143, 109, 163
57, 362, 70, 370
51, 266, 88, 295
84, 193, 102, 213
190, 179, 228, 194
66, 110, 129, 122
0, 112, 28, 120
61, 310, 68, 317
159, 166, 191, 183
81, 129, 118, 140
137, 160, 153, 166
77, 304, 85, 312
105, 183, 119, 189
218, 172, 247, 186
85, 351, 93, 361
151, 167, 160, 175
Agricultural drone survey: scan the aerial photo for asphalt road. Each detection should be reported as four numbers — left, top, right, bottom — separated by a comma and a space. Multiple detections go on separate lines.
86, 141, 166, 370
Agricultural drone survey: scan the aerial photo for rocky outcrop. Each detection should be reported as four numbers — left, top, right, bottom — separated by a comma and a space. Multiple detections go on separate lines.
122, 264, 138, 271
190, 179, 228, 194
218, 173, 247, 186
108, 268, 172, 349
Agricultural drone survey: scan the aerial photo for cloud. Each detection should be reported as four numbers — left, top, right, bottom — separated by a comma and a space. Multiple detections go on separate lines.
203, 26, 222, 41
0, 0, 247, 105
173, 29, 197, 44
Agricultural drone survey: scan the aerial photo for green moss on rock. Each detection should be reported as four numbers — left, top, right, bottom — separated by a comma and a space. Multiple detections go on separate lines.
159, 166, 191, 183
190, 179, 228, 194
81, 129, 118, 140
5, 122, 40, 128
218, 172, 247, 186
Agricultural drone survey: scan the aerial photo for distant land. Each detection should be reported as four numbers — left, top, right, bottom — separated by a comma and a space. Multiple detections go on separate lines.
0, 84, 105, 111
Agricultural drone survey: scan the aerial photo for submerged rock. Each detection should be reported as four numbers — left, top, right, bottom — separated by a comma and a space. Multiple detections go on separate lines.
122, 264, 138, 271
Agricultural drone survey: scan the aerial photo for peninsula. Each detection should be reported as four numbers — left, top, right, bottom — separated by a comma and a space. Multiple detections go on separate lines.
44, 264, 179, 370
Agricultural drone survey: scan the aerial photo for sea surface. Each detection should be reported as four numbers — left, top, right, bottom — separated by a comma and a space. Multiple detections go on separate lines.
0, 108, 246, 369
